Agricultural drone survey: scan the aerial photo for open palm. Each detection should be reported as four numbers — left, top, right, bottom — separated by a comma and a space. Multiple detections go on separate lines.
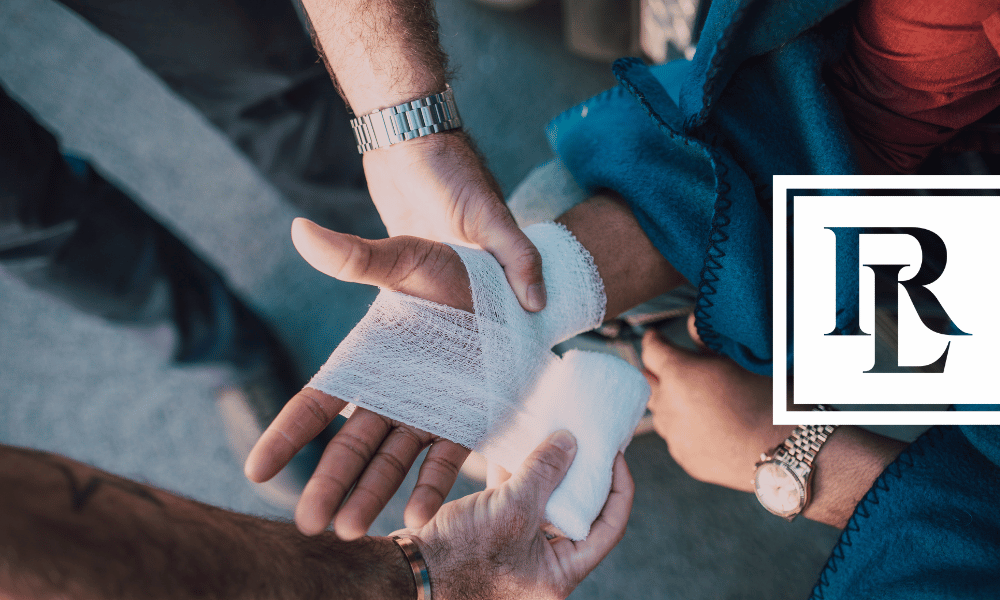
245, 218, 474, 538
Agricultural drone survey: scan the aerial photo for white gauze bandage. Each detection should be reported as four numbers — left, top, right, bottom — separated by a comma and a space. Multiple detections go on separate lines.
307, 222, 650, 540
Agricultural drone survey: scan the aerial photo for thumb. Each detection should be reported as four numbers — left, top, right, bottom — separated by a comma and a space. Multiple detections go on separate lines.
291, 217, 472, 311
505, 430, 577, 512
292, 217, 396, 285
475, 215, 547, 312
641, 328, 703, 377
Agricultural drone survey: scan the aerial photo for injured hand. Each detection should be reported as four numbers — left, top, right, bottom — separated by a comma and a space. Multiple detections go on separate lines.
247, 219, 649, 541
309, 221, 648, 540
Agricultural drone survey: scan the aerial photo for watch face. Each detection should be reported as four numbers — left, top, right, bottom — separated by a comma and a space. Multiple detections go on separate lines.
754, 461, 806, 517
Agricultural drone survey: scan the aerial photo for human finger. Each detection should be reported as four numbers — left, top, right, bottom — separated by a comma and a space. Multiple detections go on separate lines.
475, 209, 547, 312
686, 312, 707, 350
290, 217, 472, 312
642, 367, 660, 389
294, 408, 391, 535
505, 430, 577, 512
486, 461, 512, 490
641, 329, 697, 376
333, 425, 430, 540
568, 452, 634, 568
245, 387, 346, 484
403, 440, 471, 528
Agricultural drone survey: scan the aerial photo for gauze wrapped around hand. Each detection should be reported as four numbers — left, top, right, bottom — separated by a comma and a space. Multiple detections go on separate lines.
307, 222, 649, 540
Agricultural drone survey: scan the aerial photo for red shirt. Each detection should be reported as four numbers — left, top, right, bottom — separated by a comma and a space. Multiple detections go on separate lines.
828, 0, 1000, 173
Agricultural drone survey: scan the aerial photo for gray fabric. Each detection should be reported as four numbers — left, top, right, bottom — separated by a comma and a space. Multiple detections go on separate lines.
0, 0, 376, 361
55, 0, 371, 230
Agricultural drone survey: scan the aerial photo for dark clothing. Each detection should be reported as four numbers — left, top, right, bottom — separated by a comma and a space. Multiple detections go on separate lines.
56, 0, 365, 200
1, 0, 368, 364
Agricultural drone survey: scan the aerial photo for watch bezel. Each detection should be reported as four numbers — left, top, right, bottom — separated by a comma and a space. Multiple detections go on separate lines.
753, 457, 810, 520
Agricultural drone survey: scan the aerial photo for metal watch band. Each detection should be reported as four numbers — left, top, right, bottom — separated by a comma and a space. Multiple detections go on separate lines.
350, 85, 462, 154
776, 406, 837, 469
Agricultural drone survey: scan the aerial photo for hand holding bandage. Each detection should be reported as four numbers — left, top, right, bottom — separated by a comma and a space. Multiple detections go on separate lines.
247, 219, 649, 541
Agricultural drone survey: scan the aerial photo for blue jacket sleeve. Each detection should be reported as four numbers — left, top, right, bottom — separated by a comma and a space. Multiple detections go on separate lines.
810, 424, 1000, 599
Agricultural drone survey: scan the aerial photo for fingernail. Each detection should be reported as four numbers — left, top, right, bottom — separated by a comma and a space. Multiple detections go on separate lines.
527, 283, 547, 311
551, 430, 575, 452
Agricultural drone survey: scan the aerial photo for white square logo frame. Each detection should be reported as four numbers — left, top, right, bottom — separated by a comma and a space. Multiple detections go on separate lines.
774, 175, 1000, 426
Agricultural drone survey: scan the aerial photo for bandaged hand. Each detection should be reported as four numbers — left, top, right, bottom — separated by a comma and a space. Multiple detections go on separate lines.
246, 219, 475, 538
248, 218, 649, 541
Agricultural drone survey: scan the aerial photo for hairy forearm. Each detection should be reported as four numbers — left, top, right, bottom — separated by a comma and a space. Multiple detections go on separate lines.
301, 0, 449, 114
556, 193, 686, 319
0, 445, 412, 600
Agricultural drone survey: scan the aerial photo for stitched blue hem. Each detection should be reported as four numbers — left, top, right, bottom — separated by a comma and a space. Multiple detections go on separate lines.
807, 426, 946, 600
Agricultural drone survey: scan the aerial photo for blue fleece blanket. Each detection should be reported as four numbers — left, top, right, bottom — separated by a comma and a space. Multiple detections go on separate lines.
546, 0, 859, 375
545, 0, 1000, 596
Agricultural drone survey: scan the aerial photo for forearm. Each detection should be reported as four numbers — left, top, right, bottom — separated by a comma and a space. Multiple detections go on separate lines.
556, 193, 686, 319
301, 0, 448, 114
556, 198, 906, 531
785, 391, 907, 529
801, 426, 907, 529
0, 445, 412, 600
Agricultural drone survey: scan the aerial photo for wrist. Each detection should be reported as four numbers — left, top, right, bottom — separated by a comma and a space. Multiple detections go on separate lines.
368, 127, 469, 157
410, 530, 506, 600
363, 130, 472, 171
779, 384, 894, 525
305, 535, 415, 600
555, 194, 684, 319
351, 87, 462, 154
348, 78, 447, 117
800, 426, 906, 528
391, 534, 432, 600
372, 536, 418, 600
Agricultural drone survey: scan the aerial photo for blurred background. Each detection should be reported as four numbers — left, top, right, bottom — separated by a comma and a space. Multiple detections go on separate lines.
0, 0, 843, 597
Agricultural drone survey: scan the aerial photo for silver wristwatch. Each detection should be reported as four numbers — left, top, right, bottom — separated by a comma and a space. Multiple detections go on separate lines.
349, 85, 462, 154
753, 406, 837, 521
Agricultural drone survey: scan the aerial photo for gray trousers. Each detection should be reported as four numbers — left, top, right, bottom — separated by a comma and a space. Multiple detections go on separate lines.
0, 0, 370, 364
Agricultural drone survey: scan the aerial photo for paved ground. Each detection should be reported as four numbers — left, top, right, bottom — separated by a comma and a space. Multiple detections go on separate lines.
0, 1, 843, 598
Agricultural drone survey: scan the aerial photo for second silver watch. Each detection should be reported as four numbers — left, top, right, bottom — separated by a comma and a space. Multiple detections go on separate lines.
753, 407, 837, 521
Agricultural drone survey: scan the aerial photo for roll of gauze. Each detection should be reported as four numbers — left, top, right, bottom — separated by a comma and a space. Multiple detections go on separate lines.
307, 222, 650, 540
480, 349, 649, 539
